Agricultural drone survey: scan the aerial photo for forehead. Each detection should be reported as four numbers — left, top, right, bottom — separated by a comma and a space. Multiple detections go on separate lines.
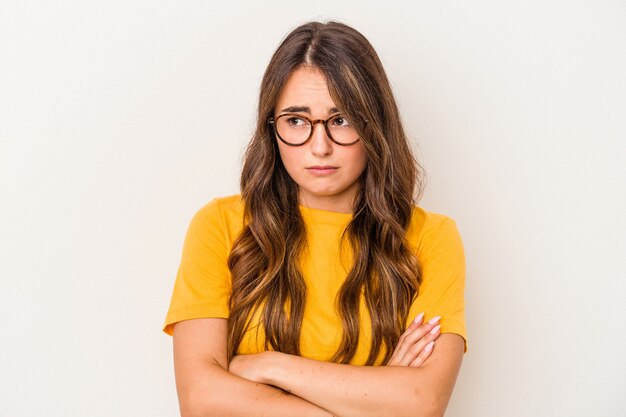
275, 66, 338, 113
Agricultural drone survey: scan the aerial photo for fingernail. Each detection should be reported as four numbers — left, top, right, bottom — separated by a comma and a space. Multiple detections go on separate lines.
413, 312, 424, 324
428, 316, 441, 325
425, 341, 434, 353
430, 325, 441, 335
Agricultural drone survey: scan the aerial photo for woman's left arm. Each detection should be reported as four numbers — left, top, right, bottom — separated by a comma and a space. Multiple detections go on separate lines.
231, 333, 464, 417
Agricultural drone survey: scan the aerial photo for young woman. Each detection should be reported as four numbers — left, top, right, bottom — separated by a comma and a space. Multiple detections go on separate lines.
164, 21, 467, 417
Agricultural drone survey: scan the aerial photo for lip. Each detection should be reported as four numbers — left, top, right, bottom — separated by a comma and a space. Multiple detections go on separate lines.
306, 166, 339, 175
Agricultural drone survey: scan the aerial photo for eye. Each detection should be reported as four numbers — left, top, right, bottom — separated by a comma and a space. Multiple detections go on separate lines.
285, 116, 308, 127
331, 115, 351, 127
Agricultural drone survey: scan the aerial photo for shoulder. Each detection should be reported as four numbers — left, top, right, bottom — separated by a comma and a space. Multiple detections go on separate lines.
187, 194, 246, 245
194, 194, 244, 216
406, 206, 463, 258
192, 194, 244, 224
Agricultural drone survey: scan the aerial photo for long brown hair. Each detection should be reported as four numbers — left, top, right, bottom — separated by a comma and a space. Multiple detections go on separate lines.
227, 21, 426, 365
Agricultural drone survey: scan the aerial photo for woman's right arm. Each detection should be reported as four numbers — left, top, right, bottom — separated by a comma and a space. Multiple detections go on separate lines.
173, 318, 335, 417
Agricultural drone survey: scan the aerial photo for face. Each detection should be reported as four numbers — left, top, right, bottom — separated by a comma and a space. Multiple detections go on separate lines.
273, 66, 368, 213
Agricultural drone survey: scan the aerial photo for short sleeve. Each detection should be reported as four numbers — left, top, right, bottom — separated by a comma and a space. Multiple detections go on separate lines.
409, 217, 468, 351
162, 199, 232, 336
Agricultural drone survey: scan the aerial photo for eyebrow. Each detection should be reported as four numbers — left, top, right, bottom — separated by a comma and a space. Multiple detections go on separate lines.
279, 106, 341, 114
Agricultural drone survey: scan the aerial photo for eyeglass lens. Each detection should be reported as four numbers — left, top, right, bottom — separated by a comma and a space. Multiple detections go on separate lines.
275, 114, 359, 145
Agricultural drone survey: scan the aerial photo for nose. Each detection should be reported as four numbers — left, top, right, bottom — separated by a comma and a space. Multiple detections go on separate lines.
309, 121, 333, 157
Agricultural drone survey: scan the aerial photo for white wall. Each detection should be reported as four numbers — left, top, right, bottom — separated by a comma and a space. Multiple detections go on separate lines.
1, 1, 624, 416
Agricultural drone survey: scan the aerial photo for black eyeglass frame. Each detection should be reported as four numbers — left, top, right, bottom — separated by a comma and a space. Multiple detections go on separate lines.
268, 113, 363, 147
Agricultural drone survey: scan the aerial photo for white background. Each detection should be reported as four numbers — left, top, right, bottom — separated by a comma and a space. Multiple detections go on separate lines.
1, 1, 625, 416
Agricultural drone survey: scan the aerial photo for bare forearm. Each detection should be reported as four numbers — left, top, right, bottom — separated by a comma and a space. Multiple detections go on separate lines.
265, 355, 432, 417
181, 364, 334, 417
263, 337, 463, 417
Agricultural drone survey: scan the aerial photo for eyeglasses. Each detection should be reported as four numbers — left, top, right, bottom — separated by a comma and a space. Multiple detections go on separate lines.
268, 113, 361, 146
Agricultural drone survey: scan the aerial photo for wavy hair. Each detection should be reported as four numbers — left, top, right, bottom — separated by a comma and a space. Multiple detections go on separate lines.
226, 21, 426, 365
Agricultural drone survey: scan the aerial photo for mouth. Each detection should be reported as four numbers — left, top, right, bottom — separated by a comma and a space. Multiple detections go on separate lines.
307, 165, 339, 169
306, 166, 339, 175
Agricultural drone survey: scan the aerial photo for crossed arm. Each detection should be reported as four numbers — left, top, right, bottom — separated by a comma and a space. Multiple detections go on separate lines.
173, 317, 464, 417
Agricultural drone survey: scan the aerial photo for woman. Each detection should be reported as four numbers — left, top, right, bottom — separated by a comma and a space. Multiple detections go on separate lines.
164, 21, 466, 417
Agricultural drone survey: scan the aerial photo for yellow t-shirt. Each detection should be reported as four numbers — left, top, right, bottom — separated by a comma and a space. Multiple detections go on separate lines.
163, 194, 467, 364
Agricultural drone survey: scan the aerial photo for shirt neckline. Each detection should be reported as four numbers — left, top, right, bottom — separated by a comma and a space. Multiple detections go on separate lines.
298, 204, 353, 227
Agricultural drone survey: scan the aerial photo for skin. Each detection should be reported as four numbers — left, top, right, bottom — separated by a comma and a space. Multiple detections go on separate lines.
174, 316, 459, 417
172, 66, 464, 417
274, 66, 368, 214
226, 316, 464, 417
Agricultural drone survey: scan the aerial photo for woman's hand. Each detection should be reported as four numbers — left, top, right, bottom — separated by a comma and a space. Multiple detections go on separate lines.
228, 351, 273, 384
386, 313, 441, 367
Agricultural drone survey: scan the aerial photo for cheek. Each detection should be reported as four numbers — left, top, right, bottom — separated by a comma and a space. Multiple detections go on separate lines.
348, 147, 368, 176
276, 145, 300, 174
